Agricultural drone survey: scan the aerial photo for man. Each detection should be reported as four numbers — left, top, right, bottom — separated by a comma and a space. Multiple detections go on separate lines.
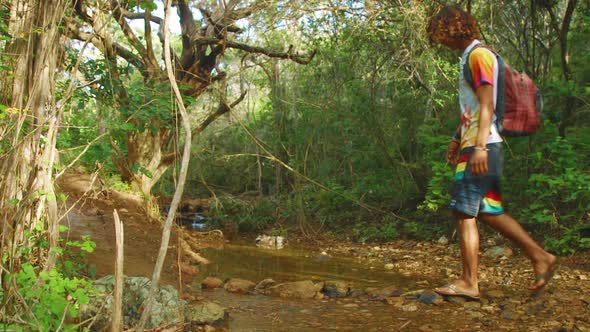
426, 6, 557, 299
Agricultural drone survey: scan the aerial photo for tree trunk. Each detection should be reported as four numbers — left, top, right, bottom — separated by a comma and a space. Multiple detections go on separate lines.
113, 128, 174, 198
0, 0, 66, 283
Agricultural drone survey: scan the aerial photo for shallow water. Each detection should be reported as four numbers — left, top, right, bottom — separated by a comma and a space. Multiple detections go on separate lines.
194, 242, 439, 331
198, 243, 412, 288
64, 207, 453, 331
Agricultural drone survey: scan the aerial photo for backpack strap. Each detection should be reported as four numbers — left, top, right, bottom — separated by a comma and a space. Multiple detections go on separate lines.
462, 44, 507, 133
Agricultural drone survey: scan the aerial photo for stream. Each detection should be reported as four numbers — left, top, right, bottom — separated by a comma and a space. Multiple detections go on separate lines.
65, 208, 435, 330
193, 242, 439, 331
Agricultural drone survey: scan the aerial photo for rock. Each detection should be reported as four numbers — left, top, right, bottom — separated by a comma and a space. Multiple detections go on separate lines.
81, 276, 186, 330
525, 303, 544, 316
385, 297, 405, 307
400, 304, 418, 312
323, 280, 350, 298
204, 325, 217, 332
255, 235, 286, 249
384, 263, 395, 270
463, 301, 481, 310
201, 277, 224, 289
500, 308, 519, 320
486, 289, 505, 300
180, 263, 199, 276
437, 236, 449, 245
484, 246, 513, 259
468, 311, 484, 319
481, 305, 499, 314
342, 303, 359, 308
348, 288, 366, 298
366, 285, 402, 300
446, 296, 467, 305
314, 251, 332, 262
185, 301, 227, 326
401, 289, 425, 299
419, 324, 441, 332
224, 278, 256, 294
264, 280, 323, 299
254, 278, 277, 291
314, 292, 325, 300
417, 290, 444, 305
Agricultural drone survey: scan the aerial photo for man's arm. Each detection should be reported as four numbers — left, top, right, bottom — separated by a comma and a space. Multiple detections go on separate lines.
471, 84, 494, 175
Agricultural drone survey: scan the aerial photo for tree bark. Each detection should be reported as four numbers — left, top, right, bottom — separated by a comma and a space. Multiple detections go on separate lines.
0, 0, 66, 287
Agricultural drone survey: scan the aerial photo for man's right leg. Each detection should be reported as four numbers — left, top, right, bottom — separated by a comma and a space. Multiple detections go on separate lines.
478, 213, 557, 290
435, 213, 480, 297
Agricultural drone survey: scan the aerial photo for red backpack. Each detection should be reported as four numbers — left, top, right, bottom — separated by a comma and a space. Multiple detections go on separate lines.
464, 45, 543, 136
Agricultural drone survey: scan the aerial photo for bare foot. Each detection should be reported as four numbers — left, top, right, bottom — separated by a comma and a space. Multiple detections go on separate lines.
529, 253, 558, 291
434, 279, 480, 299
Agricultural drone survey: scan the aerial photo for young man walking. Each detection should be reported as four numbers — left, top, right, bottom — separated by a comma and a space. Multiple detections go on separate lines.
426, 6, 557, 299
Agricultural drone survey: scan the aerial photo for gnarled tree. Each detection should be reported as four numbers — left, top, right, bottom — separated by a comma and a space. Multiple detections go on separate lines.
0, 0, 67, 297
65, 0, 315, 197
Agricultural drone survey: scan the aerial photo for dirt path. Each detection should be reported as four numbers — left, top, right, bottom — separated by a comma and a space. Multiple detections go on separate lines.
57, 172, 181, 286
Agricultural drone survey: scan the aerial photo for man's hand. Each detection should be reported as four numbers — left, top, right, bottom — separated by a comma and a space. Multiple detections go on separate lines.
446, 139, 460, 165
470, 149, 488, 175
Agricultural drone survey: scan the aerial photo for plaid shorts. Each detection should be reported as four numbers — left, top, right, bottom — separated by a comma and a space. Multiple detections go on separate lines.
450, 143, 504, 217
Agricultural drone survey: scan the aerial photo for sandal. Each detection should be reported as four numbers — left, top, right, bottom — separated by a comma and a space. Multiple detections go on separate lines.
434, 283, 480, 301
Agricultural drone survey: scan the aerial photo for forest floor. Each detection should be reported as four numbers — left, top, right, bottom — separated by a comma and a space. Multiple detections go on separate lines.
56, 172, 590, 332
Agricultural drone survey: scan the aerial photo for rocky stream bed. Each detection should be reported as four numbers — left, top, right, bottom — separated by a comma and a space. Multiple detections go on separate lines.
57, 173, 590, 332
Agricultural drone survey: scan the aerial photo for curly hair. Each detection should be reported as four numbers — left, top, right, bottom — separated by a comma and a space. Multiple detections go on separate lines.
427, 6, 481, 45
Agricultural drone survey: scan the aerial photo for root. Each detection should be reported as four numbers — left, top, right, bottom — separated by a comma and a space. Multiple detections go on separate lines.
179, 238, 211, 265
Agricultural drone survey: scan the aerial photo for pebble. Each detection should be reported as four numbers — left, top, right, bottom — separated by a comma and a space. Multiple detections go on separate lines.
467, 311, 484, 319
481, 305, 498, 314
446, 296, 466, 305
437, 236, 449, 245
500, 309, 519, 320
385, 297, 404, 307
417, 291, 444, 305
486, 289, 505, 300
384, 263, 394, 270
463, 301, 481, 310
400, 304, 418, 312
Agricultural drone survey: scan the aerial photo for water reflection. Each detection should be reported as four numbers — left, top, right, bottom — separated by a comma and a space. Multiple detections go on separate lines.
198, 243, 409, 288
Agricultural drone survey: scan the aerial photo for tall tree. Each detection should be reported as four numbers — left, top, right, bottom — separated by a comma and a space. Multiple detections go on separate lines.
0, 0, 67, 288
66, 0, 315, 197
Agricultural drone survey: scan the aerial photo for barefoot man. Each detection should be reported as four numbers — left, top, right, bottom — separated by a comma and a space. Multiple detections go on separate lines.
426, 6, 557, 299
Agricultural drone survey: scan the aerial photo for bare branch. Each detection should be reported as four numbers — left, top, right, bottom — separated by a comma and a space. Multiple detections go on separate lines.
64, 17, 146, 75
189, 36, 316, 64
192, 90, 248, 137
115, 4, 164, 25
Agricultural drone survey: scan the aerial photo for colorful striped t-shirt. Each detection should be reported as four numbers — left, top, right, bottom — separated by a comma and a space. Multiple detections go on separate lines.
458, 40, 503, 150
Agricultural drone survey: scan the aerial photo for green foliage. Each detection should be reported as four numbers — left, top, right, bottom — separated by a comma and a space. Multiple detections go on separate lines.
209, 195, 278, 233
510, 136, 590, 253
55, 0, 590, 252
104, 174, 133, 193
352, 217, 398, 244
1, 227, 96, 331
417, 122, 456, 212
5, 264, 94, 332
